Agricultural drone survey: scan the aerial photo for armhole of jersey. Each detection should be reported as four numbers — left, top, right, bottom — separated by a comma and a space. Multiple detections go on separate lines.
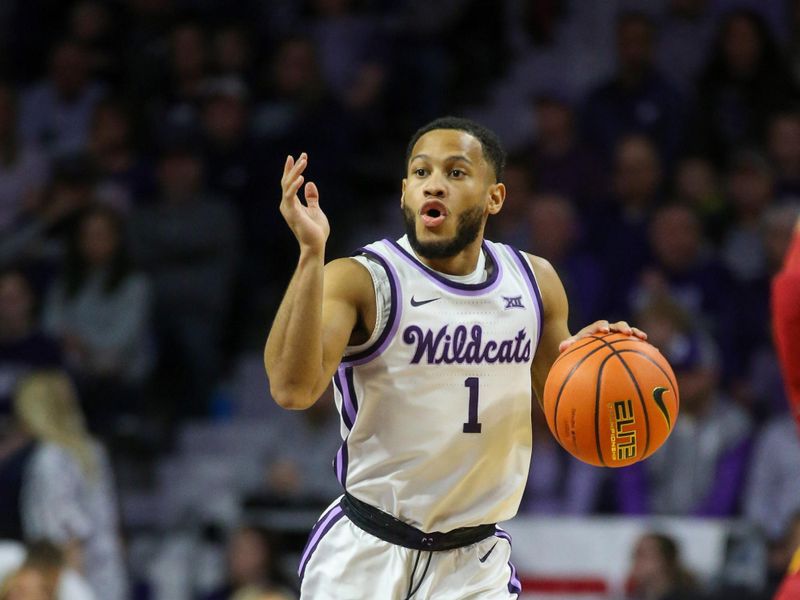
342, 250, 398, 364
506, 246, 545, 349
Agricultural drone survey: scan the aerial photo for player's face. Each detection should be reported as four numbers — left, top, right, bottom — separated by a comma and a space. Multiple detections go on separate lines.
402, 129, 503, 259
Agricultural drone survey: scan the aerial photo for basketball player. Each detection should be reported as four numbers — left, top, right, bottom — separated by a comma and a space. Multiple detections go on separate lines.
264, 117, 646, 598
772, 212, 800, 600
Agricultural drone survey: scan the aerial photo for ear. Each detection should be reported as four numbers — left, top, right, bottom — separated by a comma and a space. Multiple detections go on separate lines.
401, 179, 407, 208
487, 182, 506, 215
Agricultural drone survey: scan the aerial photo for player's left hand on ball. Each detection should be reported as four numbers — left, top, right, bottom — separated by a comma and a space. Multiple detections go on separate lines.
558, 320, 647, 353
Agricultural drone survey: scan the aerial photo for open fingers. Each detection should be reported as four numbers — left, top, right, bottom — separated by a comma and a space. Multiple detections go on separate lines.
281, 152, 308, 194
284, 174, 305, 204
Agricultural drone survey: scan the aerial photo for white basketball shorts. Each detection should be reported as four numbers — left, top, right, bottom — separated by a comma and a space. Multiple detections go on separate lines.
298, 498, 522, 599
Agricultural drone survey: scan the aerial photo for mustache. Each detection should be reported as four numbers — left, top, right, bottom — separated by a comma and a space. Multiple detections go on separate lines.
402, 204, 484, 259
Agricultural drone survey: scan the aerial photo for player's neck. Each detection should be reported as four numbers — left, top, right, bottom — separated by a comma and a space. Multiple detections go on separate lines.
417, 238, 484, 276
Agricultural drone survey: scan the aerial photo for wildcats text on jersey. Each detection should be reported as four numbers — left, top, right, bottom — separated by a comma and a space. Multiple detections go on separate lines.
403, 324, 532, 365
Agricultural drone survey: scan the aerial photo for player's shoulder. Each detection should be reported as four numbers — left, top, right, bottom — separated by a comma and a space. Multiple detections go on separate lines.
517, 251, 566, 317
325, 256, 373, 287
519, 251, 559, 284
323, 256, 375, 303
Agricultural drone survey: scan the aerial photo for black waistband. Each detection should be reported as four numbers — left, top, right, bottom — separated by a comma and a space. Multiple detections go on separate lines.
340, 493, 496, 551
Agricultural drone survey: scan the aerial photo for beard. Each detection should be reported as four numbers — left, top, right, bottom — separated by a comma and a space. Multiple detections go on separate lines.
402, 203, 484, 260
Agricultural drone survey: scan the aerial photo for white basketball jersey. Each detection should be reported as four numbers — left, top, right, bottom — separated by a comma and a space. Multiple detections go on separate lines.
331, 235, 543, 533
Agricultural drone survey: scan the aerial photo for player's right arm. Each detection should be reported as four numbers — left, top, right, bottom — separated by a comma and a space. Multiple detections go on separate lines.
264, 154, 374, 410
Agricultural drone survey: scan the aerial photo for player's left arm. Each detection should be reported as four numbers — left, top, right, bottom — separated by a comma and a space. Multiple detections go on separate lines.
526, 254, 646, 407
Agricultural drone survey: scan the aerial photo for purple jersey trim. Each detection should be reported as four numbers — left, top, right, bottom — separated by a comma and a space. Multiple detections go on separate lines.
507, 561, 522, 594
505, 246, 544, 348
494, 527, 513, 547
333, 366, 358, 430
298, 504, 345, 578
340, 248, 403, 366
332, 366, 357, 488
495, 527, 522, 594
384, 238, 504, 296
334, 438, 349, 488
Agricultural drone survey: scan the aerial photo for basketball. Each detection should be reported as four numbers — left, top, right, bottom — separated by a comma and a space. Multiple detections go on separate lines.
543, 332, 680, 468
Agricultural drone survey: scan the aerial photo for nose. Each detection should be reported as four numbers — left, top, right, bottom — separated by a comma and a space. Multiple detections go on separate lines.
423, 173, 446, 198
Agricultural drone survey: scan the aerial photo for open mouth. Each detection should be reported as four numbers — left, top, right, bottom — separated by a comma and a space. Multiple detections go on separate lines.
420, 201, 448, 228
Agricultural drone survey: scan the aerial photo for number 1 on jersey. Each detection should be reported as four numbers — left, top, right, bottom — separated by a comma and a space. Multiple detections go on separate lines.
463, 377, 482, 433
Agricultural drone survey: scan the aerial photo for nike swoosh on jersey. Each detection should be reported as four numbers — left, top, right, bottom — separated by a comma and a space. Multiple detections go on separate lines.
410, 296, 441, 307
652, 386, 672, 430
479, 542, 498, 563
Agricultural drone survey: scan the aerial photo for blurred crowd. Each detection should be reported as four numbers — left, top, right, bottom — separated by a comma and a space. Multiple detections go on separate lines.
1, 0, 800, 598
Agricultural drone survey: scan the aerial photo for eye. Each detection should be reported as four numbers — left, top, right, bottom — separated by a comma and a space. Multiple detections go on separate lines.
414, 168, 427, 177
450, 169, 465, 178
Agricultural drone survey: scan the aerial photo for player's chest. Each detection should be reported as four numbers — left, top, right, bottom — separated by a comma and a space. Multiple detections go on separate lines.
392, 293, 535, 368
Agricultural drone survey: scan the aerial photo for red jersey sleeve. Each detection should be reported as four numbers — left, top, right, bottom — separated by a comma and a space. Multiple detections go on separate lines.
774, 548, 800, 600
772, 232, 800, 436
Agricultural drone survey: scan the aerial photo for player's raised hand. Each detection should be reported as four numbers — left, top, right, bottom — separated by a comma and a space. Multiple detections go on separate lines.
280, 153, 330, 253
558, 320, 647, 353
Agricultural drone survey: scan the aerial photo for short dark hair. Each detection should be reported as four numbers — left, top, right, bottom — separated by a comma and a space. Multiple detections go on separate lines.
405, 116, 506, 182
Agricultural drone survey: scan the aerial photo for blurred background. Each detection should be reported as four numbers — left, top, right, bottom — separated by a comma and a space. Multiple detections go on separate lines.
0, 0, 799, 598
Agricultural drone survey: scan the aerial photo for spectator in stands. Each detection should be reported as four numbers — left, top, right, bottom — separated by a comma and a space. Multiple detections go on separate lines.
0, 270, 62, 418
522, 92, 605, 210
625, 532, 702, 600
672, 155, 726, 245
87, 99, 154, 213
200, 525, 294, 600
251, 35, 352, 291
14, 371, 127, 600
592, 135, 663, 313
720, 150, 775, 285
1, 540, 65, 600
129, 140, 239, 417
581, 11, 685, 165
526, 193, 608, 330
201, 78, 255, 219
0, 393, 38, 544
486, 159, 536, 249
0, 562, 54, 600
67, 1, 123, 86
253, 35, 352, 205
307, 0, 385, 109
0, 540, 95, 600
744, 418, 800, 542
199, 77, 263, 349
628, 204, 734, 360
42, 205, 152, 432
0, 82, 50, 233
520, 403, 603, 515
0, 155, 96, 278
211, 22, 257, 84
655, 0, 716, 94
140, 18, 210, 141
18, 39, 105, 159
767, 109, 800, 201
616, 297, 753, 516
693, 9, 799, 165
259, 386, 342, 503
718, 152, 778, 381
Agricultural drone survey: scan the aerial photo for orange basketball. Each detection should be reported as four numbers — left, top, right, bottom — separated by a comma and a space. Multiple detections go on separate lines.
542, 332, 680, 468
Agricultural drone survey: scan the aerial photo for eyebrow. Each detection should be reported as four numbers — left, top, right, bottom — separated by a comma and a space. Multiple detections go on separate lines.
410, 154, 474, 164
